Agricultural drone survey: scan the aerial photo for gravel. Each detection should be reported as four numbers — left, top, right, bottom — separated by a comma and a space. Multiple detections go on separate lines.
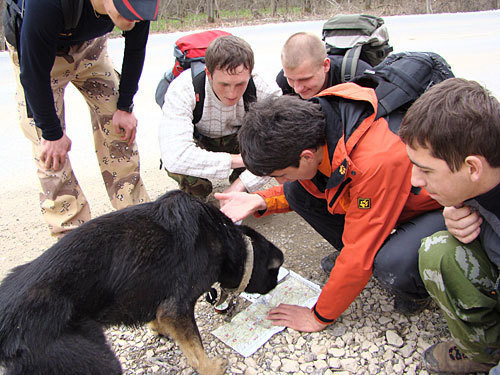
0, 180, 474, 375
101, 210, 456, 375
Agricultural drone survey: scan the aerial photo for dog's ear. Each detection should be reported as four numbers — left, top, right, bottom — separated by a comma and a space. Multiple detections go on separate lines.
268, 256, 282, 270
268, 247, 284, 270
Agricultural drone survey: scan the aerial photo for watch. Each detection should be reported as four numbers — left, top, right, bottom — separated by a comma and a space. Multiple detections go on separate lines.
117, 103, 134, 113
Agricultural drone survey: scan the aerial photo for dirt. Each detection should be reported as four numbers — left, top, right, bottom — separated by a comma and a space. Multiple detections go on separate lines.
0, 168, 334, 286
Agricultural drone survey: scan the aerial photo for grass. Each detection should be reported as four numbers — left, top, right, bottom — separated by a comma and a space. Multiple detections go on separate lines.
148, 6, 306, 33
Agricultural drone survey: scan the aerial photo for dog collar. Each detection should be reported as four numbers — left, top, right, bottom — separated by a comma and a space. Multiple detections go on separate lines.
233, 234, 254, 295
209, 235, 254, 314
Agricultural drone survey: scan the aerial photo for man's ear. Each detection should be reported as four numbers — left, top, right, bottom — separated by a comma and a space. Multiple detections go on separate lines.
205, 66, 212, 81
322, 58, 330, 73
299, 149, 316, 161
464, 155, 484, 182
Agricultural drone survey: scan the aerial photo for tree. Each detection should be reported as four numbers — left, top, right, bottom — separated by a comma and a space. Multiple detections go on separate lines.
426, 0, 433, 13
0, 0, 6, 51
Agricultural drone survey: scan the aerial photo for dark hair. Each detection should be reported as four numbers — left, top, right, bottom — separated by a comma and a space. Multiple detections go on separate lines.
399, 78, 500, 171
205, 35, 254, 74
239, 95, 326, 176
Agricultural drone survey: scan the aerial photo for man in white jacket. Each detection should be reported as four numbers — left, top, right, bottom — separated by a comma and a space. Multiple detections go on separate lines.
159, 35, 281, 199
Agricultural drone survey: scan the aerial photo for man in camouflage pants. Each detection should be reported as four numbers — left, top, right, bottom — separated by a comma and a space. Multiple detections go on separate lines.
5, 0, 157, 237
399, 78, 500, 374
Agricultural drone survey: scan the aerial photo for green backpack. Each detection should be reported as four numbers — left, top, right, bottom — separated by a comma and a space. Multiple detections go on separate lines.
322, 14, 393, 82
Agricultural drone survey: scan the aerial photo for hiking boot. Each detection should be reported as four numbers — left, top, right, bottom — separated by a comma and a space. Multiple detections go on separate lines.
393, 294, 431, 315
423, 341, 494, 374
320, 251, 340, 274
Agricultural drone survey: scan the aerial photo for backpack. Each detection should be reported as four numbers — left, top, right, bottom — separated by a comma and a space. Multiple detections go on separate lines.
2, 0, 84, 50
154, 29, 258, 124
352, 51, 455, 119
322, 14, 393, 82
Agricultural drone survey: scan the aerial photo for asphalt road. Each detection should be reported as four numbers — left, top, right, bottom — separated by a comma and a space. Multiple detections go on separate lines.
1, 10, 499, 191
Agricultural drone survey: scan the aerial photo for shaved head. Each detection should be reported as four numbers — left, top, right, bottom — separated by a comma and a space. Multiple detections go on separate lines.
281, 32, 327, 69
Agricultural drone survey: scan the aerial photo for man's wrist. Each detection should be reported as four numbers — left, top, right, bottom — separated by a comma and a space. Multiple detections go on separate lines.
117, 103, 134, 113
255, 194, 268, 212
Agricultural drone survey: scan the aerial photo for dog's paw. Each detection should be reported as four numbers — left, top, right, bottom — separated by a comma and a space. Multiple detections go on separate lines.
147, 321, 160, 335
199, 357, 228, 375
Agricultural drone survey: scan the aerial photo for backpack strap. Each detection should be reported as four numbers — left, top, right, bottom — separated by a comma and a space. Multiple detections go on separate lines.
59, 0, 84, 36
4, 0, 24, 50
5, 0, 23, 16
340, 44, 362, 82
242, 77, 257, 111
191, 71, 257, 125
191, 70, 206, 125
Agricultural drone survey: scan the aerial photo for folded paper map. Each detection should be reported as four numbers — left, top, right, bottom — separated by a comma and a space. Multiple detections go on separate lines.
212, 268, 321, 357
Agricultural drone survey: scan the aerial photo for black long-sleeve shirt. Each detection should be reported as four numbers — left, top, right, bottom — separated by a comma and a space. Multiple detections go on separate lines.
18, 0, 150, 140
468, 182, 500, 268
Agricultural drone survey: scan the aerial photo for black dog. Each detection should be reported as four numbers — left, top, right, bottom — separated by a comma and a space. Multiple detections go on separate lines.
0, 190, 283, 375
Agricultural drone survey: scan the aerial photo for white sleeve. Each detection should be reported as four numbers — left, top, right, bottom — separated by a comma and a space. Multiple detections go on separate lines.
253, 73, 282, 100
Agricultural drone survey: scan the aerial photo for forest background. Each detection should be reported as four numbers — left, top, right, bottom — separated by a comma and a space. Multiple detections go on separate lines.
0, 0, 499, 49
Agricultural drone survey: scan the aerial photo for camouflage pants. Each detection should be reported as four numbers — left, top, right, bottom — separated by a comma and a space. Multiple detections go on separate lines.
166, 133, 244, 199
9, 36, 149, 237
419, 231, 500, 363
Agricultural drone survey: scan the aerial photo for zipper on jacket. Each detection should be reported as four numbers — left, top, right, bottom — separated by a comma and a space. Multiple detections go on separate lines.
329, 177, 352, 208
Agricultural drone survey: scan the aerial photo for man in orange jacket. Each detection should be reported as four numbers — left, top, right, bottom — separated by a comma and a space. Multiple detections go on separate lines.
215, 84, 444, 331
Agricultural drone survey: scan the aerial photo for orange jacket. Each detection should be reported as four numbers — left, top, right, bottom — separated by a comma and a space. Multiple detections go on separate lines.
256, 83, 441, 323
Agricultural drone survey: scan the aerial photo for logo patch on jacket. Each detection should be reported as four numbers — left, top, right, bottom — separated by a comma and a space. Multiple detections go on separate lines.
357, 198, 371, 209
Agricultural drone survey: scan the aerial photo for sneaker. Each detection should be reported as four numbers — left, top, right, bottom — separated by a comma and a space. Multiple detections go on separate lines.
320, 251, 340, 274
423, 341, 494, 373
393, 294, 431, 315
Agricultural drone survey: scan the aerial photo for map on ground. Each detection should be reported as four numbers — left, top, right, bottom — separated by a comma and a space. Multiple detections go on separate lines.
211, 268, 321, 357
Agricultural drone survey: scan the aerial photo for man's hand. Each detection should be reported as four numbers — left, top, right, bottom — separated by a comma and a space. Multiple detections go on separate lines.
266, 304, 327, 332
214, 191, 266, 222
443, 205, 483, 243
113, 109, 137, 145
221, 177, 247, 202
40, 133, 72, 171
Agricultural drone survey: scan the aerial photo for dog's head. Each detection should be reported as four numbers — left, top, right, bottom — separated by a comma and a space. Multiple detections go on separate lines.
237, 225, 284, 295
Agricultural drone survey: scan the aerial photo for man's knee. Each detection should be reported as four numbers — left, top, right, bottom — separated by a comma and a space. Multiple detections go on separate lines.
418, 230, 456, 270
374, 247, 425, 297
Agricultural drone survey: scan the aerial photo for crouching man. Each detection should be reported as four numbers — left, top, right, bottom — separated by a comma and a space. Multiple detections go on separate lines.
399, 78, 500, 374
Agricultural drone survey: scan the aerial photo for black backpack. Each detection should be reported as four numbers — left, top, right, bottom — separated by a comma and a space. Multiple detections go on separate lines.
322, 14, 393, 82
2, 0, 84, 50
352, 51, 455, 119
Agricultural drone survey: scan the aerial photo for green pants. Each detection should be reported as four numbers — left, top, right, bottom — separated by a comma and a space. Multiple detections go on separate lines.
419, 231, 500, 363
166, 133, 244, 199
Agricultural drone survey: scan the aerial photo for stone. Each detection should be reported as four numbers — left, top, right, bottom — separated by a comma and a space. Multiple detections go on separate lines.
329, 347, 346, 357
281, 359, 300, 373
386, 330, 404, 348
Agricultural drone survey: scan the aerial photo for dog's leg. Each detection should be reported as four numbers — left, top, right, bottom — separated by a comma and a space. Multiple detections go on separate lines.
150, 310, 227, 375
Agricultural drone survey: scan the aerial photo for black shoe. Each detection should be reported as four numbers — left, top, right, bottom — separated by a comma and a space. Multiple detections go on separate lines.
393, 295, 431, 314
320, 252, 340, 274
